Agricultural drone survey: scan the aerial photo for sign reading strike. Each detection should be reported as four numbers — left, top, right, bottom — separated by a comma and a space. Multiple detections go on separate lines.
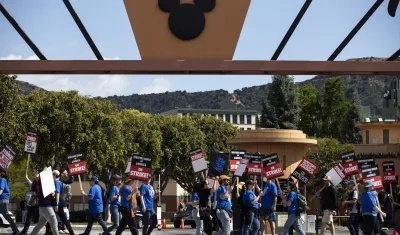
246, 154, 262, 175
382, 161, 397, 183
340, 151, 358, 176
189, 149, 208, 173
326, 163, 346, 186
129, 153, 152, 181
0, 145, 16, 170
230, 150, 245, 173
363, 176, 384, 190
24, 132, 38, 154
292, 157, 318, 184
67, 153, 87, 175
262, 153, 283, 179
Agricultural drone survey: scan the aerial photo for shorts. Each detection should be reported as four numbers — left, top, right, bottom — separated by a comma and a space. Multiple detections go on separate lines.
321, 210, 333, 224
259, 208, 276, 221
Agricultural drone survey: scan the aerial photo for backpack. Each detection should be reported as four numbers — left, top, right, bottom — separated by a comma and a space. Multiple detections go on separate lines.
60, 183, 72, 203
25, 191, 37, 206
296, 192, 308, 214
381, 192, 394, 216
100, 185, 108, 208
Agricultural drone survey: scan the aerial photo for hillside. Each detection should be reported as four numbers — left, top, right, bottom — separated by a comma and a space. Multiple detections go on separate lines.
14, 57, 400, 117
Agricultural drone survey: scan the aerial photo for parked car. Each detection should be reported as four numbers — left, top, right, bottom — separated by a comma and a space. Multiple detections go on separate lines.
0, 211, 16, 228
173, 204, 196, 228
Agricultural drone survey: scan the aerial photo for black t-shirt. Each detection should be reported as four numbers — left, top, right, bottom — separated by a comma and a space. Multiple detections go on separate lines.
198, 188, 211, 207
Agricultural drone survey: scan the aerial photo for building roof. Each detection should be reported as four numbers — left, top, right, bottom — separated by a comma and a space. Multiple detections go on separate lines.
159, 108, 259, 115
356, 118, 400, 128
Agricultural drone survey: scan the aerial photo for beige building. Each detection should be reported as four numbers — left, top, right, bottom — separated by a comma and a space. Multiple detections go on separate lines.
160, 108, 259, 130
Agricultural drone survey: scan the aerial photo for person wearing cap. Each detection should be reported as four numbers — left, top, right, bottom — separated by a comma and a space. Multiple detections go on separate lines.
360, 180, 386, 235
104, 174, 123, 234
21, 167, 42, 235
53, 170, 75, 235
216, 174, 233, 235
241, 180, 263, 235
0, 167, 20, 235
318, 175, 338, 235
115, 178, 139, 235
282, 181, 306, 235
58, 167, 74, 233
342, 180, 359, 235
140, 178, 158, 235
198, 178, 217, 235
260, 175, 278, 235
80, 176, 110, 235
191, 182, 204, 235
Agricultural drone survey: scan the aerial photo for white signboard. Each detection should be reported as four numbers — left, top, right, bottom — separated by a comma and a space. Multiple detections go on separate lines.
24, 132, 38, 154
325, 164, 346, 187
190, 149, 208, 173
234, 158, 249, 176
40, 166, 56, 198
124, 157, 132, 173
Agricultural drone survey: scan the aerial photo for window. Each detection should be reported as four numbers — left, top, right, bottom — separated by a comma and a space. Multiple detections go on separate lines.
247, 128, 251, 130
240, 128, 244, 131
383, 129, 389, 144
218, 114, 224, 119
225, 114, 231, 123
232, 115, 237, 124
239, 115, 245, 124
73, 203, 89, 211
246, 115, 252, 124
366, 130, 369, 144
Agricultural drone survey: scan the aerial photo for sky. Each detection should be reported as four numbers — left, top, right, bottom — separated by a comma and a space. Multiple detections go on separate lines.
0, 0, 399, 97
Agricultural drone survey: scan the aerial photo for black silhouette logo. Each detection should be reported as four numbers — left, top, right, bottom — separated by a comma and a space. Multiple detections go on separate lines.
158, 0, 216, 40
388, 0, 399, 17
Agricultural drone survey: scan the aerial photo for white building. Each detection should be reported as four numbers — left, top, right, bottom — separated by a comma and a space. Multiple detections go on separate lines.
160, 108, 259, 130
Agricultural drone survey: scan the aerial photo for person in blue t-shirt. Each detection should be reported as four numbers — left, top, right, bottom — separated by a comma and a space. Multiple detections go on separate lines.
192, 183, 203, 235
0, 167, 20, 235
260, 176, 278, 235
80, 176, 110, 235
104, 174, 122, 234
360, 180, 386, 235
282, 181, 305, 235
241, 180, 263, 235
140, 178, 158, 235
53, 170, 75, 235
216, 175, 233, 235
115, 178, 139, 235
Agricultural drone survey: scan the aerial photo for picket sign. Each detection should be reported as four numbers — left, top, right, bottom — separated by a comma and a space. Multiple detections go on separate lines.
325, 164, 346, 187
190, 149, 208, 173
67, 153, 87, 203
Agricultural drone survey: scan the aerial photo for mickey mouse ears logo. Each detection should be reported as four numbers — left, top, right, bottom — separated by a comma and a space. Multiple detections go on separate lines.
123, 0, 251, 60
388, 0, 399, 17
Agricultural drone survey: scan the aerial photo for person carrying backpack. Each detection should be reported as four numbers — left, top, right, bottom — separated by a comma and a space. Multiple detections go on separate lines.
282, 181, 306, 235
21, 167, 41, 235
318, 175, 338, 235
342, 180, 360, 235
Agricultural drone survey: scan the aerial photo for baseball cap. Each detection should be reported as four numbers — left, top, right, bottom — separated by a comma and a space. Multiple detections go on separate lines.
113, 174, 122, 180
323, 175, 331, 181
219, 175, 230, 181
364, 180, 374, 188
347, 180, 356, 185
52, 170, 60, 177
0, 167, 6, 173
89, 176, 99, 181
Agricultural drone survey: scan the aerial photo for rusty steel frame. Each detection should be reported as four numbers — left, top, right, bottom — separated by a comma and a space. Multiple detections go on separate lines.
0, 1, 399, 75
1, 60, 400, 75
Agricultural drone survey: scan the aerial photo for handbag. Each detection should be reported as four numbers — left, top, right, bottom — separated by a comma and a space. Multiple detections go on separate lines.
199, 206, 211, 218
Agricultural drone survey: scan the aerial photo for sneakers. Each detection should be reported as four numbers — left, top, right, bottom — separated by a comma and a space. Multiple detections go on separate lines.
59, 230, 68, 234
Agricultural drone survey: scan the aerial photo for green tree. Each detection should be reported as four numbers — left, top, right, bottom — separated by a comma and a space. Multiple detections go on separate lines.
341, 90, 363, 144
6, 158, 30, 200
259, 102, 279, 128
321, 78, 349, 139
306, 138, 354, 203
260, 75, 298, 129
298, 85, 322, 137
157, 116, 206, 193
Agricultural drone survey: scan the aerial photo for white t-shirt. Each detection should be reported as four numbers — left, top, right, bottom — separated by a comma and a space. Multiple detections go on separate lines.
350, 190, 358, 214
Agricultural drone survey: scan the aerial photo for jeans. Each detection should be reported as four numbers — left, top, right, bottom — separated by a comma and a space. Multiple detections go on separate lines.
106, 206, 120, 233
83, 212, 109, 235
216, 209, 231, 235
115, 207, 139, 235
201, 215, 213, 235
22, 205, 39, 232
283, 214, 306, 235
241, 211, 260, 235
192, 208, 203, 235
347, 213, 359, 235
143, 210, 157, 235
0, 200, 19, 233
30, 207, 59, 235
